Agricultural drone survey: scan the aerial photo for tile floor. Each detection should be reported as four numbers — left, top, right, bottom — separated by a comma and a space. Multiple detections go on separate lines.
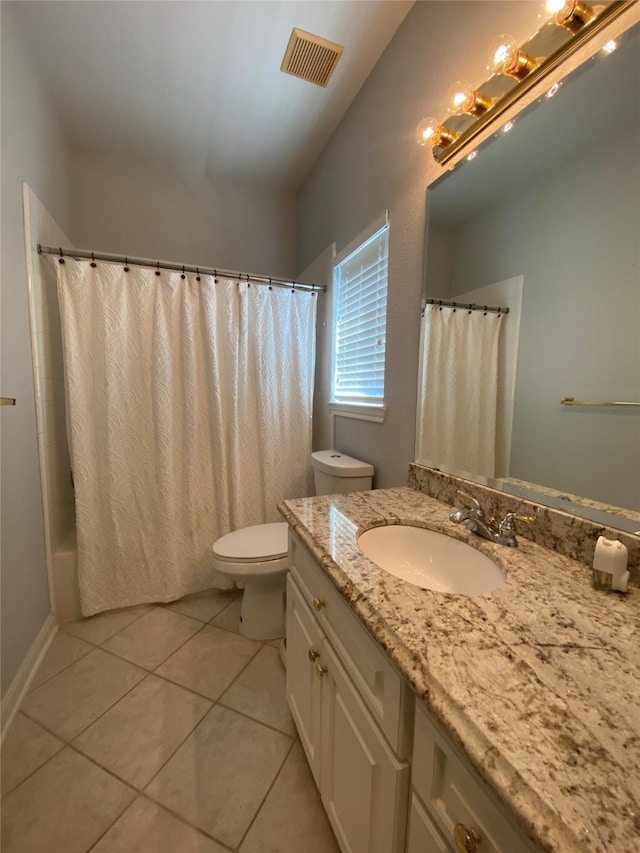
1, 590, 340, 853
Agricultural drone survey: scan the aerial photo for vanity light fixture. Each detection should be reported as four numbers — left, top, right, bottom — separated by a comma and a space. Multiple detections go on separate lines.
488, 34, 539, 80
415, 0, 631, 163
546, 0, 595, 33
447, 81, 493, 117
415, 117, 458, 148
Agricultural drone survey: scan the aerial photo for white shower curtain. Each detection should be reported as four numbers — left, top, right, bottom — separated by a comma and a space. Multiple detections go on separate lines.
416, 305, 502, 479
55, 258, 316, 616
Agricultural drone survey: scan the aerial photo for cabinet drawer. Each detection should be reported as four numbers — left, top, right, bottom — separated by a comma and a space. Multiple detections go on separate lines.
413, 701, 538, 853
289, 531, 412, 758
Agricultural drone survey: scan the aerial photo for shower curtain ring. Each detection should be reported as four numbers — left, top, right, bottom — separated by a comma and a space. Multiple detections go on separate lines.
58, 247, 65, 264
268, 278, 272, 291
155, 262, 161, 276
91, 252, 96, 268
214, 270, 218, 283
181, 265, 186, 280
196, 267, 201, 282
291, 280, 296, 294
124, 258, 129, 272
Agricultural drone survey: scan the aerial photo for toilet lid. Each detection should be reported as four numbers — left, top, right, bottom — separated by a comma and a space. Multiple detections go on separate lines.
213, 522, 289, 561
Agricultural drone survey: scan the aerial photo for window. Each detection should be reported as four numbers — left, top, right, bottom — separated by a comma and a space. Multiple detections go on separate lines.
331, 217, 389, 422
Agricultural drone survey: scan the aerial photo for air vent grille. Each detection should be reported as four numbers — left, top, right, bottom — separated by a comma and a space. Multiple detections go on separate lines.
281, 28, 344, 87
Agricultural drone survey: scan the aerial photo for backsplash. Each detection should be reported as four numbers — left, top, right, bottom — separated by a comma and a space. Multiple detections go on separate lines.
408, 464, 640, 579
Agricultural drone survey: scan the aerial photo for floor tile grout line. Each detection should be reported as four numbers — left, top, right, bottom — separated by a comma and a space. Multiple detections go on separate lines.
236, 734, 299, 850
61, 602, 155, 646
136, 702, 252, 851
134, 690, 293, 850
139, 787, 237, 851
97, 613, 208, 673
165, 590, 243, 623
84, 791, 236, 853
0, 723, 66, 800
216, 698, 296, 740
7, 685, 214, 805
67, 669, 215, 754
25, 635, 95, 696
137, 643, 291, 789
17, 662, 152, 755
149, 622, 265, 701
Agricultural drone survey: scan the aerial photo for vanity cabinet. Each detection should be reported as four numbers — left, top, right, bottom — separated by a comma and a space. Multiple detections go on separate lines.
286, 530, 541, 853
409, 701, 540, 853
286, 532, 412, 853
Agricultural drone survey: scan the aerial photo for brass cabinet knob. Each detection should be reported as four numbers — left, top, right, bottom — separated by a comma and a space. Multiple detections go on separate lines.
312, 597, 325, 611
315, 663, 328, 679
453, 823, 479, 853
308, 647, 320, 662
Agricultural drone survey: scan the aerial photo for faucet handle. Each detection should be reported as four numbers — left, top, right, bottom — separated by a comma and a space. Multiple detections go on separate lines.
499, 512, 537, 534
455, 489, 483, 514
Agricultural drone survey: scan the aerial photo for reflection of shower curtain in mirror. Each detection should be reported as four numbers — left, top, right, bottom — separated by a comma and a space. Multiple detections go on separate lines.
55, 258, 316, 616
417, 306, 501, 479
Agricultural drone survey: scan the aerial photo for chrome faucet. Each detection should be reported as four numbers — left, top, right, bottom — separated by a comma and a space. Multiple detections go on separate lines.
450, 489, 536, 548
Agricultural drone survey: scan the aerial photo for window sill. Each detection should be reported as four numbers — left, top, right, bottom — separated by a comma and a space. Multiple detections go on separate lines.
329, 402, 387, 423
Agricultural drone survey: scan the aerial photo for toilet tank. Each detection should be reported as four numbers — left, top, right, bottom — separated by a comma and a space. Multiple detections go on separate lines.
311, 450, 374, 495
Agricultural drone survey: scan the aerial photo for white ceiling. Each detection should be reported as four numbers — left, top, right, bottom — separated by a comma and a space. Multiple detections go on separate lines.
11, 0, 414, 189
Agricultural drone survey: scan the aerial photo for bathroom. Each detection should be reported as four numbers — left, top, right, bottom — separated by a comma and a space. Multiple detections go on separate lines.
2, 1, 639, 851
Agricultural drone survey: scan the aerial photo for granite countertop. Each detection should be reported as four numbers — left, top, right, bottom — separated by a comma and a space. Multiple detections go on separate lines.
279, 486, 640, 853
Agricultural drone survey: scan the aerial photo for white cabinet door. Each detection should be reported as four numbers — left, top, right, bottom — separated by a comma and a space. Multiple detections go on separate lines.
407, 794, 451, 853
319, 639, 410, 853
286, 574, 324, 784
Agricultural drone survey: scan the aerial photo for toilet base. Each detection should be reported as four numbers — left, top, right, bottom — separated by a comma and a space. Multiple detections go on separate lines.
238, 575, 287, 640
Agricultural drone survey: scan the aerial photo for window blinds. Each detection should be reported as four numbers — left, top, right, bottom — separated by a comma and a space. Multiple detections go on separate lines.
333, 224, 389, 405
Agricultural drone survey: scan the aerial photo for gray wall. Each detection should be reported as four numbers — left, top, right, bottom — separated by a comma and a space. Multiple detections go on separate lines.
69, 148, 297, 279
442, 124, 640, 509
1, 3, 72, 696
297, 1, 540, 489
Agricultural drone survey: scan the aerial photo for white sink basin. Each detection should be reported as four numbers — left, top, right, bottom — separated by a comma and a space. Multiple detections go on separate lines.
357, 524, 505, 595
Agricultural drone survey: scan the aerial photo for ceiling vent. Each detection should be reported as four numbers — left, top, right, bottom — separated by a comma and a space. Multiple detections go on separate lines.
281, 28, 344, 87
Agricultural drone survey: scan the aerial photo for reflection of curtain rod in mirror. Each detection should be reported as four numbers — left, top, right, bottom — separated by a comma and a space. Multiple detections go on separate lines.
416, 0, 634, 164
424, 298, 509, 316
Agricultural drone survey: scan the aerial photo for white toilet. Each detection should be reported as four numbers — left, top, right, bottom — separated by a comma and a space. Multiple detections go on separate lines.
211, 450, 374, 640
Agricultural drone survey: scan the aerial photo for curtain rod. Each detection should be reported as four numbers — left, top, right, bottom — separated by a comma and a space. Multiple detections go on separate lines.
37, 245, 326, 294
424, 298, 509, 316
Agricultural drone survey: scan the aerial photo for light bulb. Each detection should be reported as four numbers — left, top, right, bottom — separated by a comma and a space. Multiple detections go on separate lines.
602, 39, 618, 54
447, 81, 492, 117
415, 117, 457, 148
550, 0, 595, 32
488, 33, 537, 80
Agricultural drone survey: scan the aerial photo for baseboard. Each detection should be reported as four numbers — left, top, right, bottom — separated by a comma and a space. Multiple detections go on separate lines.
1, 614, 57, 743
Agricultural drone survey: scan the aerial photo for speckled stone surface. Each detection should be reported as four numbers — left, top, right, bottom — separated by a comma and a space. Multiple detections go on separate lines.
279, 486, 640, 853
409, 464, 640, 578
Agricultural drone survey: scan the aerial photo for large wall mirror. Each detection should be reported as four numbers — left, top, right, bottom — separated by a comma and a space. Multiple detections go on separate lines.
417, 20, 639, 533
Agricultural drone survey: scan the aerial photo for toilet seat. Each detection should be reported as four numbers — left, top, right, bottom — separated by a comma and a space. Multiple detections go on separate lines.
212, 522, 288, 562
